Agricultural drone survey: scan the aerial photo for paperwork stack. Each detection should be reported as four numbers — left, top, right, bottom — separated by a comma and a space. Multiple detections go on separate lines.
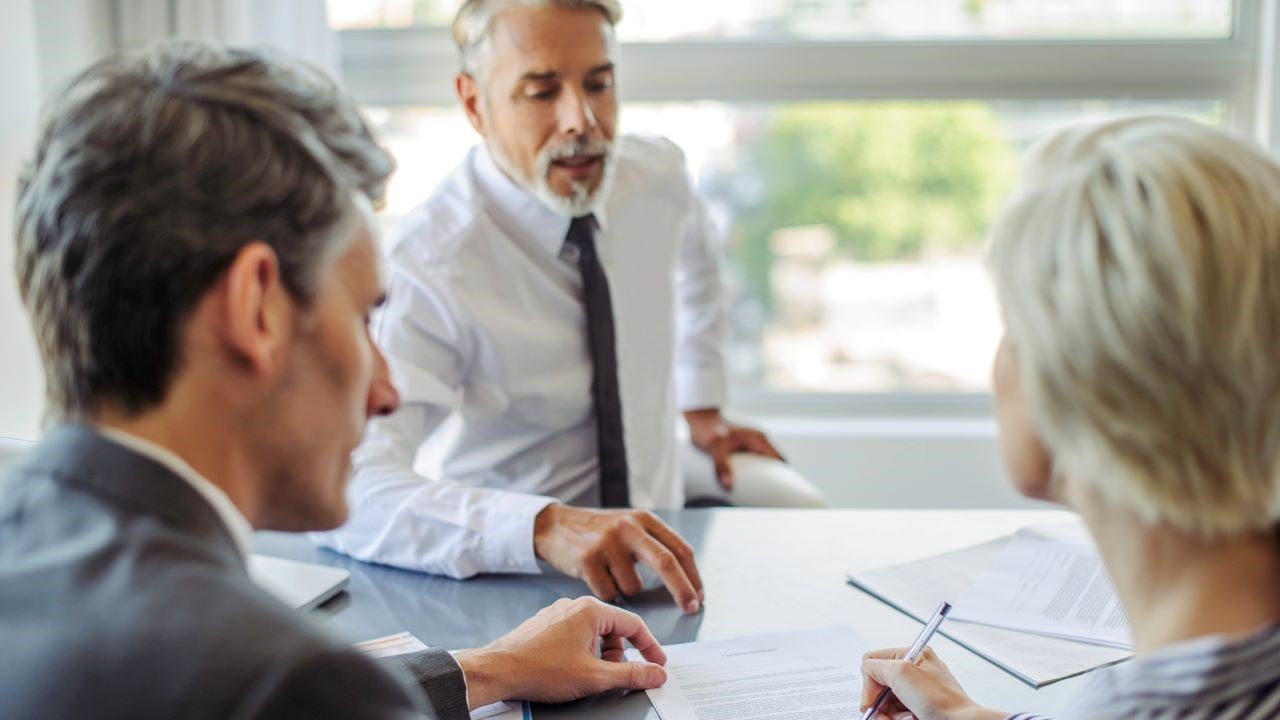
847, 523, 1131, 687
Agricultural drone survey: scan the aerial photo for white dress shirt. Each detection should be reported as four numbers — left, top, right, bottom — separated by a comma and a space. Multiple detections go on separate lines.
97, 427, 254, 562
313, 135, 729, 579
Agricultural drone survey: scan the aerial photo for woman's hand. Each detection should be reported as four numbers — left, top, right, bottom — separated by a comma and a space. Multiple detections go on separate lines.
860, 646, 1008, 720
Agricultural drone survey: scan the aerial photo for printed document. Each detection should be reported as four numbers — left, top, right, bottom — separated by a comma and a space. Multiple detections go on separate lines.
848, 523, 1130, 687
952, 529, 1131, 649
355, 631, 428, 658
625, 626, 866, 720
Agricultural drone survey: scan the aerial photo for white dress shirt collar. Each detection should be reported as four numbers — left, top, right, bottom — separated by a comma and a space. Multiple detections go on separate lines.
97, 427, 254, 562
473, 144, 610, 257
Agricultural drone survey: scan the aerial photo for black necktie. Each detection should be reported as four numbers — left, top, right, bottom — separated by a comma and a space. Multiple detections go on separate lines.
566, 215, 630, 508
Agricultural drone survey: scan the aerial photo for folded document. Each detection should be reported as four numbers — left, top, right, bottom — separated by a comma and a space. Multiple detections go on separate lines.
847, 522, 1130, 687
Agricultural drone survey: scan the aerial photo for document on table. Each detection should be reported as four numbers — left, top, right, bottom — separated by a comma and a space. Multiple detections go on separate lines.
625, 626, 866, 720
848, 523, 1131, 688
355, 631, 429, 658
355, 633, 529, 720
951, 528, 1131, 650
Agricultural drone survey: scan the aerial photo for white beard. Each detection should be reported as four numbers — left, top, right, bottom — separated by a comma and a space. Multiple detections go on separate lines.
490, 138, 617, 219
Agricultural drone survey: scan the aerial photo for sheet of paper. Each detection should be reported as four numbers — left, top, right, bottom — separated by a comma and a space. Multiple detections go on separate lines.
355, 631, 429, 659
848, 525, 1130, 687
952, 529, 1131, 649
355, 633, 529, 720
625, 626, 865, 720
469, 701, 526, 719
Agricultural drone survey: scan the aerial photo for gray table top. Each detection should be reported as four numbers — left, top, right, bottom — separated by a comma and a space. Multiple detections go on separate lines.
255, 508, 1092, 719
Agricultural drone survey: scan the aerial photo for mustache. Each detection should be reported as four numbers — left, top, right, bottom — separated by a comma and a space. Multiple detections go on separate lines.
543, 138, 613, 161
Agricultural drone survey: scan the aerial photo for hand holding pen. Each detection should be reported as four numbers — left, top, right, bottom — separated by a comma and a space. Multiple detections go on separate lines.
858, 603, 1007, 720
860, 602, 952, 720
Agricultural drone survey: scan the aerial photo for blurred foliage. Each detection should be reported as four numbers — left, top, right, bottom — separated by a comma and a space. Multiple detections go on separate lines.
716, 102, 1018, 306
413, 0, 458, 24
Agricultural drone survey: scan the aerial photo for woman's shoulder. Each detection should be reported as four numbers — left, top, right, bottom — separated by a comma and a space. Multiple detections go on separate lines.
1064, 622, 1280, 719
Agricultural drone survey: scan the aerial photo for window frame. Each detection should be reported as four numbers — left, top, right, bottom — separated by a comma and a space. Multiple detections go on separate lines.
335, 0, 1271, 415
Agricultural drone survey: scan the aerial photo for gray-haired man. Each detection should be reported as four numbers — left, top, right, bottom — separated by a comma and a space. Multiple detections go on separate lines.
0, 43, 666, 719
318, 0, 824, 618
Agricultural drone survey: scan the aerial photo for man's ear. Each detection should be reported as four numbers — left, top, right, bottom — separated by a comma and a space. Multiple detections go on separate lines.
457, 72, 487, 135
218, 242, 292, 376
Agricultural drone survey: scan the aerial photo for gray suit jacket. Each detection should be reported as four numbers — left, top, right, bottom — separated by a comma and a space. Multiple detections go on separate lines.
0, 425, 471, 719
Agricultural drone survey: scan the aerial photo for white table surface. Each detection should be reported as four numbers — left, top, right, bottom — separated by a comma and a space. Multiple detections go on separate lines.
258, 508, 1090, 719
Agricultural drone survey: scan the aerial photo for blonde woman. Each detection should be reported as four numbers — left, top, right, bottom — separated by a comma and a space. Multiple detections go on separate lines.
860, 116, 1280, 720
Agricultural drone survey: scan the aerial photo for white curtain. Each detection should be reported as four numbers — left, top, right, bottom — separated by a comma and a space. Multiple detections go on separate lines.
114, 0, 339, 76
0, 0, 48, 440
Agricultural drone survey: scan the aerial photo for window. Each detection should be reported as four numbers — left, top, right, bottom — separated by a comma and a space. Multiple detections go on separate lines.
330, 0, 1262, 399
366, 99, 1223, 393
329, 0, 1233, 40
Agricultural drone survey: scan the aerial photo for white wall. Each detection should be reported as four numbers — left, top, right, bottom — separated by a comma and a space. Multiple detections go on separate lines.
32, 0, 117, 98
0, 0, 47, 440
754, 416, 1045, 509
1257, 0, 1280, 149
1, 0, 120, 441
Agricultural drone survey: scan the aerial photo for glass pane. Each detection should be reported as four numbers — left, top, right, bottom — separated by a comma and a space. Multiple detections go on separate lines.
327, 0, 1233, 40
363, 99, 1224, 394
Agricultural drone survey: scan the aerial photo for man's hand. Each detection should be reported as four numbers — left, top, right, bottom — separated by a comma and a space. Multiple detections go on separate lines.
684, 408, 785, 490
860, 646, 1007, 720
453, 597, 668, 708
533, 504, 704, 614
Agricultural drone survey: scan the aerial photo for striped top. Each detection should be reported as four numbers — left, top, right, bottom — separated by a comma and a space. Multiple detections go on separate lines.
1007, 622, 1280, 720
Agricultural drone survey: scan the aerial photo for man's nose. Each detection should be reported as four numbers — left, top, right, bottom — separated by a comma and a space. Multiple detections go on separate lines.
367, 347, 401, 418
558, 87, 597, 137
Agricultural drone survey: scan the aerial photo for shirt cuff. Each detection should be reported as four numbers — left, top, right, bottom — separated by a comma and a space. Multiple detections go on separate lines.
396, 648, 470, 720
675, 366, 728, 411
481, 493, 558, 575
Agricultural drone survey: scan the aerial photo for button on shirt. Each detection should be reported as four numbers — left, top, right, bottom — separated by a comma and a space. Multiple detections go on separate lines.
312, 135, 729, 579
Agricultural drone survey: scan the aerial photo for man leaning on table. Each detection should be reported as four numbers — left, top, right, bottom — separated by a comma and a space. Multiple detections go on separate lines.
314, 0, 826, 610
0, 43, 669, 719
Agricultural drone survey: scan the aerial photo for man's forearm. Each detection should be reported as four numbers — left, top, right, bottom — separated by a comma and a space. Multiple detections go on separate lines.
318, 456, 556, 578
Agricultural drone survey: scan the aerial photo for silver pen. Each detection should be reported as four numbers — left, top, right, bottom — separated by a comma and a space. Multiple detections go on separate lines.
860, 601, 953, 720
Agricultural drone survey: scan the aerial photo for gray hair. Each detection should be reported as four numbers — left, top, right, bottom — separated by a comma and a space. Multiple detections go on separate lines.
14, 42, 395, 420
452, 0, 623, 77
989, 116, 1280, 537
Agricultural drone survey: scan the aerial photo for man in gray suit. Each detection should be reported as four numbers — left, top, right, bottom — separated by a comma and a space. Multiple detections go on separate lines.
0, 43, 668, 719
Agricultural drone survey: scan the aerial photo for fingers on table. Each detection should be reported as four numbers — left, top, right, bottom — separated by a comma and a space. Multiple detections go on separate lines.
636, 513, 704, 600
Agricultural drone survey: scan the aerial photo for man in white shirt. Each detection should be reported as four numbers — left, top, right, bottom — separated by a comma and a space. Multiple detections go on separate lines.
315, 0, 825, 611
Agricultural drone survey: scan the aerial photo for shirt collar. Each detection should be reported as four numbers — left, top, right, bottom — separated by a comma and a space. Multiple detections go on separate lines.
472, 144, 611, 256
96, 427, 254, 562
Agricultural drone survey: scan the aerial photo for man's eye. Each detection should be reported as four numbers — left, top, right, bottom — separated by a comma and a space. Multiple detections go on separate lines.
528, 88, 556, 101
588, 79, 613, 93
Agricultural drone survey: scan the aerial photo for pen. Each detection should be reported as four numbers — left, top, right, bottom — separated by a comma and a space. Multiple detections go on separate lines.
860, 601, 953, 720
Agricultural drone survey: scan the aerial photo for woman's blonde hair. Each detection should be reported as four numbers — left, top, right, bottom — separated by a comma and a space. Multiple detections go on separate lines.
990, 116, 1280, 537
